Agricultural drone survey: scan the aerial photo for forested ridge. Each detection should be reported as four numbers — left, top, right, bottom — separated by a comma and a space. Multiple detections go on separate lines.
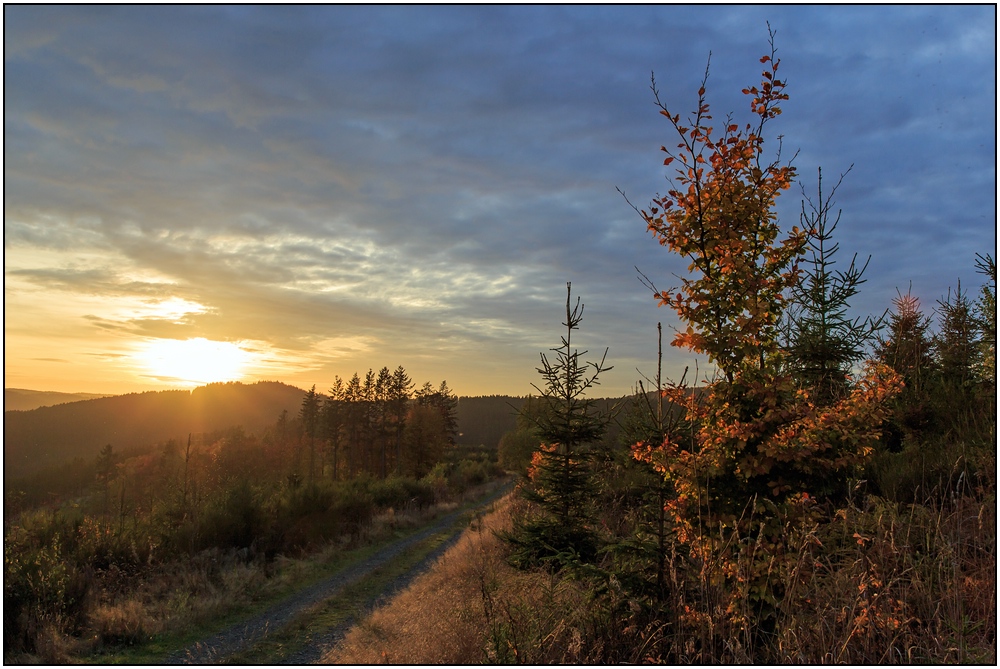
4, 388, 546, 485
3, 381, 307, 480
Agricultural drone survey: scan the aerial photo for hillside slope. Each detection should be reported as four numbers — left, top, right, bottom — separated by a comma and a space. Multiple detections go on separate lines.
3, 381, 306, 479
454, 395, 526, 449
4, 388, 113, 412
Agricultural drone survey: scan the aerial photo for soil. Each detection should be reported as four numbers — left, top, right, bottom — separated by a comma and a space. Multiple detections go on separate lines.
166, 481, 513, 664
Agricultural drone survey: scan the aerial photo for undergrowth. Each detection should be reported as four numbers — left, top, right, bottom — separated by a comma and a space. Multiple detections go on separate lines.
3, 466, 503, 663
327, 467, 996, 664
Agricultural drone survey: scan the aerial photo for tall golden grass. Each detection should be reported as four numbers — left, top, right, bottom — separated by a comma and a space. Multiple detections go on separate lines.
326, 492, 628, 664
325, 479, 996, 664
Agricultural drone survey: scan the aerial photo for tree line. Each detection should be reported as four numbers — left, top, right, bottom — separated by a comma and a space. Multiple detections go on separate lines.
293, 368, 458, 485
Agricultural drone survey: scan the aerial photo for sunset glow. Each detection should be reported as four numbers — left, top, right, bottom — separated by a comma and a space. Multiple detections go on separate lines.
134, 338, 254, 386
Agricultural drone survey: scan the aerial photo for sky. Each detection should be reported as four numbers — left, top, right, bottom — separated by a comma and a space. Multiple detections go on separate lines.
4, 5, 996, 398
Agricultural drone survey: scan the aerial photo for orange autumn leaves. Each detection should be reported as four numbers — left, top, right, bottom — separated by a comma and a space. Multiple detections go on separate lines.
633, 38, 902, 556
633, 364, 901, 554
642, 47, 802, 380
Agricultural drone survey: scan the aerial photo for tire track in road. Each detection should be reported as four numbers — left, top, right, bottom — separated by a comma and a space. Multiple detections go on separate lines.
167, 481, 513, 664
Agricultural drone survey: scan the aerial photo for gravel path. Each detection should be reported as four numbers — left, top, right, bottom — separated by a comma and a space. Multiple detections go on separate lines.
167, 482, 512, 664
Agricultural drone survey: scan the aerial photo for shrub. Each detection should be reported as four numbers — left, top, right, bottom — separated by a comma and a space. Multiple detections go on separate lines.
368, 475, 436, 510
498, 427, 538, 474
4, 527, 90, 656
194, 480, 265, 551
89, 600, 150, 647
278, 480, 374, 550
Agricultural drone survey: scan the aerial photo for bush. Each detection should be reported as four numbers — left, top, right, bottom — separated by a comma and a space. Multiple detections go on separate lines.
449, 458, 492, 493
89, 600, 150, 647
277, 480, 374, 550
498, 427, 538, 474
194, 480, 265, 551
4, 526, 90, 656
368, 475, 436, 510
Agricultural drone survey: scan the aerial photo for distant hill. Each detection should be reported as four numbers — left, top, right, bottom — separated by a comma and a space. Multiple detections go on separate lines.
5, 384, 630, 481
4, 388, 114, 412
454, 394, 627, 450
3, 381, 306, 480
454, 395, 527, 448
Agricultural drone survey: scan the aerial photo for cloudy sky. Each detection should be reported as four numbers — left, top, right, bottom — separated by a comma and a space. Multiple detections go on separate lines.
4, 5, 996, 397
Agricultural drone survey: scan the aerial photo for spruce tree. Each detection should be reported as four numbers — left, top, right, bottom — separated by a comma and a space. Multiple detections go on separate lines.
935, 281, 980, 390
374, 366, 393, 477
933, 280, 985, 444
324, 377, 345, 480
300, 385, 320, 484
877, 290, 937, 449
415, 380, 459, 448
878, 290, 935, 392
785, 167, 884, 403
390, 366, 414, 475
974, 253, 996, 385
506, 283, 611, 569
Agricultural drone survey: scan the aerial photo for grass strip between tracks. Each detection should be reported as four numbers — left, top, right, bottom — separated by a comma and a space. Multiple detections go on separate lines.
227, 518, 464, 664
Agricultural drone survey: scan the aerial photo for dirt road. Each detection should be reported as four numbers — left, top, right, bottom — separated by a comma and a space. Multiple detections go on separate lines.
167, 481, 513, 664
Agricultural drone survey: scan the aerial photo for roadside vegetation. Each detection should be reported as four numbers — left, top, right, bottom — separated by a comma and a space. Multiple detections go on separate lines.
3, 367, 505, 663
504, 32, 996, 663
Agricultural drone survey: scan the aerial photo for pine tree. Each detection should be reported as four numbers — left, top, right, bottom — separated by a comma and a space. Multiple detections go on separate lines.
300, 385, 321, 485
390, 366, 414, 475
506, 283, 611, 569
785, 167, 884, 403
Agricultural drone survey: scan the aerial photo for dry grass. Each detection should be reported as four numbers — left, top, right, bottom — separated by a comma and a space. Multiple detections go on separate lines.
325, 483, 996, 665
31, 623, 79, 665
325, 491, 620, 664
89, 599, 152, 648
772, 492, 997, 664
324, 495, 514, 663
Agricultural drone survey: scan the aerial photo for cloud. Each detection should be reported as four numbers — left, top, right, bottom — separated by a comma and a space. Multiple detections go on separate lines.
4, 6, 995, 395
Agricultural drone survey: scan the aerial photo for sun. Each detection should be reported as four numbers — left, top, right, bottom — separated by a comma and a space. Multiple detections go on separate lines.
135, 338, 254, 386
